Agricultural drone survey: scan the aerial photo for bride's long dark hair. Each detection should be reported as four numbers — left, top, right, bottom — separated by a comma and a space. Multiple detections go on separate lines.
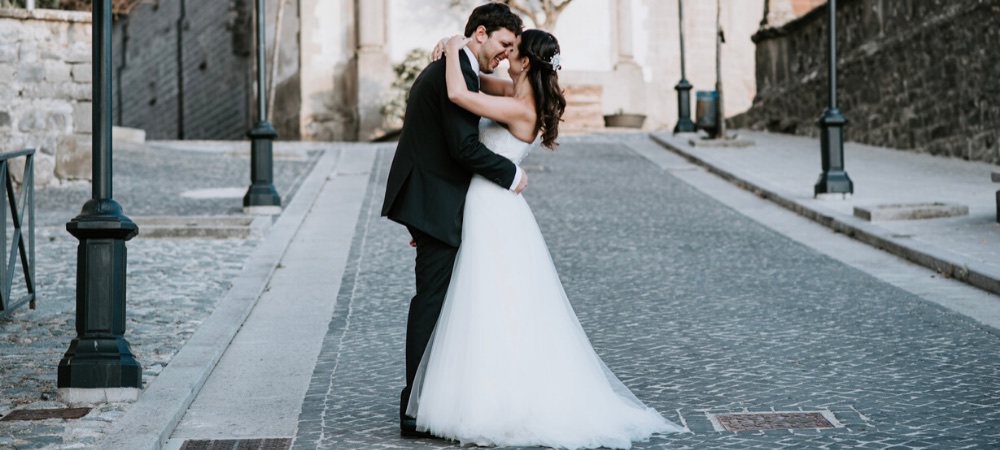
519, 29, 566, 149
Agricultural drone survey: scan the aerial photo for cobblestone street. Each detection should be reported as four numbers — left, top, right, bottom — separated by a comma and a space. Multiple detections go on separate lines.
3, 0, 997, 448
1, 135, 999, 449
0, 142, 319, 448
296, 138, 1000, 449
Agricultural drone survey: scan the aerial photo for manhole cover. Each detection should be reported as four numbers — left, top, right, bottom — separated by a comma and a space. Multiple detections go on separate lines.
709, 411, 839, 432
0, 407, 91, 421
180, 439, 292, 450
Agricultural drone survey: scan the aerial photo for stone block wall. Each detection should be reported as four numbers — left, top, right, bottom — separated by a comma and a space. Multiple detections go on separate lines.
0, 8, 92, 184
732, 0, 1000, 164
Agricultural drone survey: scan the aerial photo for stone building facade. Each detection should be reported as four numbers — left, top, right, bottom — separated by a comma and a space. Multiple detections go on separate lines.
733, 0, 1000, 164
4, 0, 774, 147
0, 8, 91, 184
98, 0, 770, 141
391, 0, 765, 135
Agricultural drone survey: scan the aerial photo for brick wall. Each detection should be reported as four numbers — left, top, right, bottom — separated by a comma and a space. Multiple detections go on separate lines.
0, 8, 92, 184
732, 0, 1000, 164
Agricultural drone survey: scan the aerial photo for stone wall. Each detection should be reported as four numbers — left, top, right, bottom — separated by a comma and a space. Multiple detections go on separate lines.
0, 8, 91, 184
733, 0, 1000, 164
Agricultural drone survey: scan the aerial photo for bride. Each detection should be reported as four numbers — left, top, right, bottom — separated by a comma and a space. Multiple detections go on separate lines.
406, 30, 687, 449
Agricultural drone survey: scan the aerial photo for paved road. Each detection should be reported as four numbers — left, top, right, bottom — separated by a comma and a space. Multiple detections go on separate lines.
295, 138, 1000, 449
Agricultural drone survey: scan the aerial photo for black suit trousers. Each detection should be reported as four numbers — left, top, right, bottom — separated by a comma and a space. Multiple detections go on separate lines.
400, 226, 458, 419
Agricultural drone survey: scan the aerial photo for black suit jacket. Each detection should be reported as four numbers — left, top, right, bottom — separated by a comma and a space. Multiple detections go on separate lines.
381, 50, 517, 247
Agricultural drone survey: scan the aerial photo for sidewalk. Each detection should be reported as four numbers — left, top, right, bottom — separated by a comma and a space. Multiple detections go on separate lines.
651, 130, 1000, 296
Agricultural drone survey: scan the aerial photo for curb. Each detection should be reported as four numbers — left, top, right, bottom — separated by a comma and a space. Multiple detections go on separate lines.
93, 149, 343, 450
649, 133, 1000, 297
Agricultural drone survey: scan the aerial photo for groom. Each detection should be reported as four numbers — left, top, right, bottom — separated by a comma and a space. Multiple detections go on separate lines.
380, 2, 526, 438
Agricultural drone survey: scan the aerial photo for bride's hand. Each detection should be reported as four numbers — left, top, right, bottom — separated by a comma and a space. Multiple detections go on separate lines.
431, 37, 449, 61
445, 35, 470, 55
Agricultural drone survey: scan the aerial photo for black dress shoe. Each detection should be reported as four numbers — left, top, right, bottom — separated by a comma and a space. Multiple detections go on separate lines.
400, 417, 435, 439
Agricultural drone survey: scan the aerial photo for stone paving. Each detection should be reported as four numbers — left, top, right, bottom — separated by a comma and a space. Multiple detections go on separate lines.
0, 142, 318, 449
295, 139, 1000, 449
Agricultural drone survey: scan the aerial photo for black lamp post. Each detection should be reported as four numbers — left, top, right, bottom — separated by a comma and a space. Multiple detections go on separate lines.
243, 0, 281, 214
814, 0, 853, 197
58, 0, 142, 390
673, 0, 695, 133
714, 0, 726, 140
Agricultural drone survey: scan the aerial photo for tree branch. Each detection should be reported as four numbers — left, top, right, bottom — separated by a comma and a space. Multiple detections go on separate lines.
554, 0, 573, 15
503, 0, 541, 26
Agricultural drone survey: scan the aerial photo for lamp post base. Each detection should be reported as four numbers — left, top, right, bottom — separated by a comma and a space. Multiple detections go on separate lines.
59, 199, 142, 390
815, 192, 852, 201
674, 118, 696, 134
244, 121, 282, 211
60, 387, 140, 404
244, 204, 283, 215
814, 108, 853, 196
673, 78, 695, 133
243, 183, 281, 212
814, 176, 854, 198
57, 336, 142, 390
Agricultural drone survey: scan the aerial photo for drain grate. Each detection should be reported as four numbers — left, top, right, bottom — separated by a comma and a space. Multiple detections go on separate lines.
180, 438, 292, 450
0, 407, 91, 421
709, 411, 837, 432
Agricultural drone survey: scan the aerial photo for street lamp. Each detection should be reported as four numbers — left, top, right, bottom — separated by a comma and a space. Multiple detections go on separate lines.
673, 0, 695, 133
58, 0, 142, 394
243, 0, 282, 214
813, 0, 853, 197
714, 0, 726, 140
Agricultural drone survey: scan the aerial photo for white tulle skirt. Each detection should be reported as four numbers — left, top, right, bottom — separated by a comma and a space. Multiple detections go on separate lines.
406, 176, 686, 449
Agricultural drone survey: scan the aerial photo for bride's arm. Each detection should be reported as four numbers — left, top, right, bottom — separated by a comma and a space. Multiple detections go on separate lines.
444, 36, 529, 125
432, 37, 513, 97
479, 75, 514, 98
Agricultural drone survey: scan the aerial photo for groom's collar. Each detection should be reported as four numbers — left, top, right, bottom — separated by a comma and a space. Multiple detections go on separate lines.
462, 46, 479, 78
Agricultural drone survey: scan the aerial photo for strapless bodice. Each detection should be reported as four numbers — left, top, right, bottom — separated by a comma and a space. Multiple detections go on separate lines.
478, 119, 535, 165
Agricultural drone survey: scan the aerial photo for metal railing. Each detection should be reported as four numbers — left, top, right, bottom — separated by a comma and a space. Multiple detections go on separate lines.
0, 148, 36, 318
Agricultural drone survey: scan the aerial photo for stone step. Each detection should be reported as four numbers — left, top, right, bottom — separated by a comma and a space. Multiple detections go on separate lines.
563, 84, 604, 130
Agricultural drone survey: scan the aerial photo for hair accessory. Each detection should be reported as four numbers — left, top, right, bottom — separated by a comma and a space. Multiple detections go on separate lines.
548, 53, 562, 71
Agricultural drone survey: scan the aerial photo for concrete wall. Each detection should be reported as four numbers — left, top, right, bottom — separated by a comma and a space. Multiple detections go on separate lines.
299, 0, 357, 141
733, 0, 1000, 164
0, 8, 91, 184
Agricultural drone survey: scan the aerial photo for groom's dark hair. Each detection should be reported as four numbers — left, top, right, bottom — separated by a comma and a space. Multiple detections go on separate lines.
464, 2, 524, 38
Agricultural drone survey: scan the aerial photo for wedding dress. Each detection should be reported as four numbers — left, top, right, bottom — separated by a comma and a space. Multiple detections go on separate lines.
406, 119, 686, 449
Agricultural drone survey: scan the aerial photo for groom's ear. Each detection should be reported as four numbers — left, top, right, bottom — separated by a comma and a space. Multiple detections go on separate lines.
473, 25, 488, 44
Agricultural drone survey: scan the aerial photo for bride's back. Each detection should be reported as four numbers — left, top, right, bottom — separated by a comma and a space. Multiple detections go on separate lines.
479, 119, 536, 165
